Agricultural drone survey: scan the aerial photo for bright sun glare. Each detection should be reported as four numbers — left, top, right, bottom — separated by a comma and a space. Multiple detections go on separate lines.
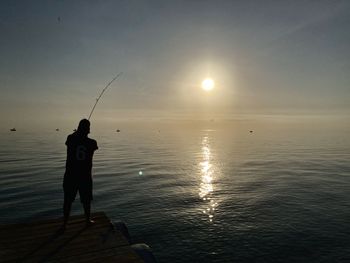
201, 78, 215, 91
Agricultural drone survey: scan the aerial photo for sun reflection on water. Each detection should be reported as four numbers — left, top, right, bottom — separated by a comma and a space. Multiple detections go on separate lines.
199, 136, 218, 222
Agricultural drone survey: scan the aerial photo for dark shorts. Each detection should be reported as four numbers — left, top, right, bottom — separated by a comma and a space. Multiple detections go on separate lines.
63, 176, 93, 204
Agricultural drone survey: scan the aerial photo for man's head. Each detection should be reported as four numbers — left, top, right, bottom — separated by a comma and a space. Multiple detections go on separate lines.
77, 119, 90, 136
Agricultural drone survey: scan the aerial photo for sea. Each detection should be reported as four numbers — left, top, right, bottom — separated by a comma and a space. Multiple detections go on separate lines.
0, 118, 349, 262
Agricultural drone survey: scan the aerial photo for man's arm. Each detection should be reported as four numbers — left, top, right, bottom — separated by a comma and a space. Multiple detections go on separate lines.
94, 140, 98, 151
65, 135, 71, 146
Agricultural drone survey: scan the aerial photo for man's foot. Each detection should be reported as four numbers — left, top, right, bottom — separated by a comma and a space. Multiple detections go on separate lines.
85, 219, 95, 226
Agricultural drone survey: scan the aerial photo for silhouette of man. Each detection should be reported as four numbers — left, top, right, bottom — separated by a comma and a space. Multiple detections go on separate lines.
62, 119, 98, 229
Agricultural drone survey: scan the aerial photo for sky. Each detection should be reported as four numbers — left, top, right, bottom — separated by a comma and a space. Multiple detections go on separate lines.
0, 0, 349, 128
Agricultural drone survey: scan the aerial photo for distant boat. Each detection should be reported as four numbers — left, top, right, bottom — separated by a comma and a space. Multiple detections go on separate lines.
10, 128, 16, 131
249, 130, 253, 133
56, 128, 59, 131
73, 129, 77, 132
116, 129, 120, 132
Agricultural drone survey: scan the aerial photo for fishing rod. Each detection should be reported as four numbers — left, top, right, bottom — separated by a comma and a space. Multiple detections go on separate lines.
88, 72, 123, 120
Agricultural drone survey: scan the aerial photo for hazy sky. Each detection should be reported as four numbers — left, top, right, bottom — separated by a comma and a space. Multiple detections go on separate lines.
1, 0, 349, 127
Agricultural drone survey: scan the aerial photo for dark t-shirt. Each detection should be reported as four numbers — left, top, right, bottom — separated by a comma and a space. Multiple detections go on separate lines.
64, 132, 98, 180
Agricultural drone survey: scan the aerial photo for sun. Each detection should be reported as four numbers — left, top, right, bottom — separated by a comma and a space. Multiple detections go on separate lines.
201, 78, 215, 91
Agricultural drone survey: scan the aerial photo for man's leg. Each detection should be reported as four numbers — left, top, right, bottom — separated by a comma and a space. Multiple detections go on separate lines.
63, 199, 72, 228
62, 179, 77, 230
83, 201, 95, 225
81, 178, 94, 225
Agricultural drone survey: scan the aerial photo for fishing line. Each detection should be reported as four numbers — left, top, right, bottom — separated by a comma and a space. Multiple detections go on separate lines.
88, 72, 123, 120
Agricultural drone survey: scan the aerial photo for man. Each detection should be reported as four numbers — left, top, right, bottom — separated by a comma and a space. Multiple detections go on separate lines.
62, 119, 98, 229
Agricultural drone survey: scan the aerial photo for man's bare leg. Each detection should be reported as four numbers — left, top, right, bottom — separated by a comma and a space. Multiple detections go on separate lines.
83, 202, 95, 225
61, 200, 72, 232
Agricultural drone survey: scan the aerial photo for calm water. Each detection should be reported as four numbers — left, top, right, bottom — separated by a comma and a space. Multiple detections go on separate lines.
0, 121, 349, 262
